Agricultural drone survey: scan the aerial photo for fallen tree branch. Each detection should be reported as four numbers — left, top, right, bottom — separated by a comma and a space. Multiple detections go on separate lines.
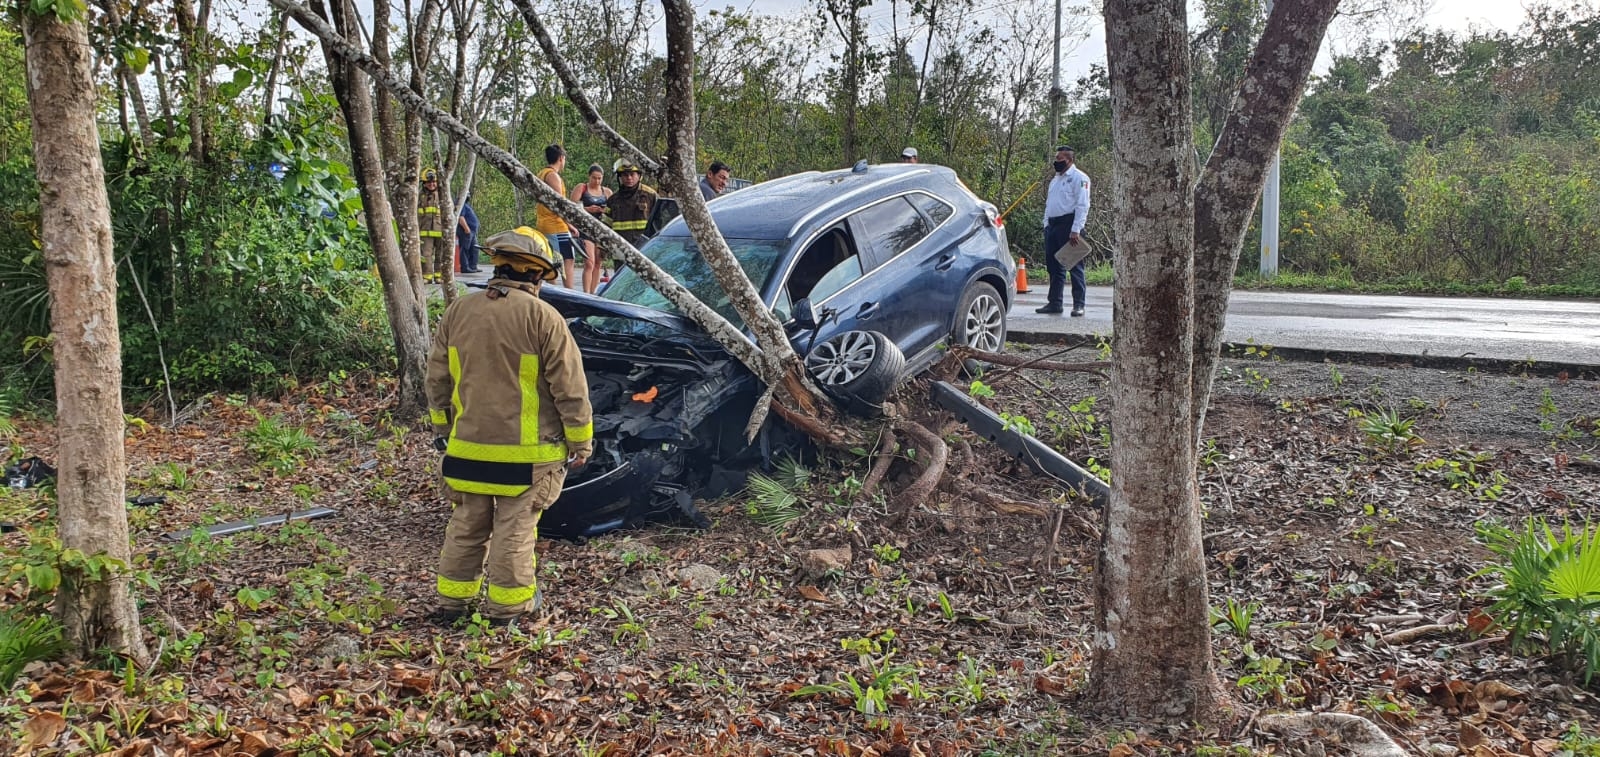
950, 345, 1111, 377
1258, 713, 1407, 757
1379, 623, 1461, 646
1363, 613, 1429, 627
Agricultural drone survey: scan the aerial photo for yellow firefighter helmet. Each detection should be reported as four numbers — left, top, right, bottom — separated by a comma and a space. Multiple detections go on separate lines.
480, 227, 558, 282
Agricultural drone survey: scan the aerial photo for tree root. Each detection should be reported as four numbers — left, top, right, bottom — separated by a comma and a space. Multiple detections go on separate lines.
861, 426, 898, 498
1257, 713, 1407, 757
887, 420, 947, 526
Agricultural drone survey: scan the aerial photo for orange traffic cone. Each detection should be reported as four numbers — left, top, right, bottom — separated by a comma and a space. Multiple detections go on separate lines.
1015, 257, 1030, 294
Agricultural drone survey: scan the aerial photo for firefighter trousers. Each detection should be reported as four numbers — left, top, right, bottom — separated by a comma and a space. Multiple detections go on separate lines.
435, 462, 566, 618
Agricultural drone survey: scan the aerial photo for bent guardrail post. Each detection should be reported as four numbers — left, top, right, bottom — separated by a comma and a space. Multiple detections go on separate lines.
930, 381, 1109, 507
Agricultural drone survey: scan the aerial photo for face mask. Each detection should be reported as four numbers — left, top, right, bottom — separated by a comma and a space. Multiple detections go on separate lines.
1053, 160, 1068, 173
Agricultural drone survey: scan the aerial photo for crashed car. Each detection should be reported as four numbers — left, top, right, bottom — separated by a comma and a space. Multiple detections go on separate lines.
537, 162, 1014, 539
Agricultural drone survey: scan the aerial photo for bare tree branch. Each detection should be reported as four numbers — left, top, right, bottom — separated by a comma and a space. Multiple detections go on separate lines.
506, 0, 661, 174
267, 0, 760, 364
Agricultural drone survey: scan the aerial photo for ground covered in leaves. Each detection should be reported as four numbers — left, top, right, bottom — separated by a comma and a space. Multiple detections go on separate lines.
3, 348, 1600, 756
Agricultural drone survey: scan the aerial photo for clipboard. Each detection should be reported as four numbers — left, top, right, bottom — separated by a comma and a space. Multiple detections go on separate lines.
1053, 237, 1094, 269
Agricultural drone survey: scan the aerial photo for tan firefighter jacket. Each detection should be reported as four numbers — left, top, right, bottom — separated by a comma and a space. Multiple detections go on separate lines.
426, 279, 593, 496
418, 184, 445, 239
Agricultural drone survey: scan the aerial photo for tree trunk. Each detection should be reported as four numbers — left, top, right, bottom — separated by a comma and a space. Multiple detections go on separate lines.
314, 0, 431, 419
403, 0, 442, 292
1090, 0, 1225, 721
22, 5, 150, 665
1190, 0, 1341, 445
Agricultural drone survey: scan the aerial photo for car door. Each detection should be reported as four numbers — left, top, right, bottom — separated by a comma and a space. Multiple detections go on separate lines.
844, 194, 948, 359
775, 222, 877, 356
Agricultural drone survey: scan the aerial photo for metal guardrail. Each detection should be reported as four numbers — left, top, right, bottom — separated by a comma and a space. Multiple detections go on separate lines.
930, 380, 1109, 507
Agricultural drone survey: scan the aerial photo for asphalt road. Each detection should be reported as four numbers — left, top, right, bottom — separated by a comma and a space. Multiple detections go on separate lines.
1008, 285, 1600, 369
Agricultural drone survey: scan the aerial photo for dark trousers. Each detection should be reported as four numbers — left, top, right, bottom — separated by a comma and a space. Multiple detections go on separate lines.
457, 232, 478, 271
1044, 214, 1086, 309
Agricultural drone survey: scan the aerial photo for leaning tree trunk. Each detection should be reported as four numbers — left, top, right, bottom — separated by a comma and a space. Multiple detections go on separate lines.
1190, 0, 1341, 445
22, 4, 150, 665
1090, 0, 1226, 721
314, 0, 430, 419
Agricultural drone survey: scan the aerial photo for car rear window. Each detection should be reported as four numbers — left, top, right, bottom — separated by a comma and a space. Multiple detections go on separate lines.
853, 196, 932, 260
908, 192, 954, 226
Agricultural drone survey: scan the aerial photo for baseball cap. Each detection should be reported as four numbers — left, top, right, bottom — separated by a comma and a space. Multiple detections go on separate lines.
901, 147, 918, 159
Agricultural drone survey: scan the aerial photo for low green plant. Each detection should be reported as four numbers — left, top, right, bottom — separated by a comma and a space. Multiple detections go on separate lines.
242, 412, 320, 474
1415, 449, 1508, 501
1359, 408, 1422, 453
1210, 597, 1258, 640
1476, 518, 1600, 683
0, 608, 67, 687
743, 471, 803, 532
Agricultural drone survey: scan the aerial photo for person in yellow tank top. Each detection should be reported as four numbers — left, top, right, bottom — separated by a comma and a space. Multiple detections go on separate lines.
535, 144, 582, 287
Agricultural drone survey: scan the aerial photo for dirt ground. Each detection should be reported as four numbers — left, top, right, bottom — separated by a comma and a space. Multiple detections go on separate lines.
4, 349, 1599, 755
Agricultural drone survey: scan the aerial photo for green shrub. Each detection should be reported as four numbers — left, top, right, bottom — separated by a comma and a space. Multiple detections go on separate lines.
0, 608, 66, 688
1476, 518, 1600, 683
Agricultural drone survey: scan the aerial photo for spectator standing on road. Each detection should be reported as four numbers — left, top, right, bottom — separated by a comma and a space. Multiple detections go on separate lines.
571, 163, 613, 293
456, 199, 480, 273
536, 144, 583, 287
1036, 145, 1092, 317
418, 168, 446, 280
900, 147, 919, 163
699, 161, 731, 200
426, 227, 592, 630
608, 159, 657, 252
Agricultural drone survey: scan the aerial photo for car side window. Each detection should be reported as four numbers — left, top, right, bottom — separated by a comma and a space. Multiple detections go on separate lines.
853, 196, 931, 263
786, 226, 864, 305
908, 192, 954, 227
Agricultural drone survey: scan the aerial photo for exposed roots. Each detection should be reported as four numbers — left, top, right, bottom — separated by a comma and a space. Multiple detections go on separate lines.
861, 425, 898, 498
887, 420, 947, 526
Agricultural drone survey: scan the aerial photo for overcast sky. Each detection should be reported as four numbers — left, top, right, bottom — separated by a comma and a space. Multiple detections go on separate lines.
694, 0, 1541, 83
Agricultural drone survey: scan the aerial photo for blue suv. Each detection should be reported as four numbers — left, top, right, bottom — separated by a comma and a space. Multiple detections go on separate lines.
536, 162, 1013, 537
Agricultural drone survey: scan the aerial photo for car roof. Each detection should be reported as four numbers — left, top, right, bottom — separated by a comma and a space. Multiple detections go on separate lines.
662, 163, 969, 241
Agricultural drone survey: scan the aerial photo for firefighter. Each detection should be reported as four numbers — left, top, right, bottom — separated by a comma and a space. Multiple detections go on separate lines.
607, 159, 657, 248
418, 167, 446, 279
426, 226, 593, 628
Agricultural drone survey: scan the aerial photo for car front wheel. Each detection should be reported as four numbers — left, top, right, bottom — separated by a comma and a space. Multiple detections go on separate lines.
805, 330, 906, 416
954, 281, 1007, 353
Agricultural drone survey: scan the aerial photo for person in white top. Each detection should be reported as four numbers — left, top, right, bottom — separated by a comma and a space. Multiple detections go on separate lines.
1036, 145, 1092, 316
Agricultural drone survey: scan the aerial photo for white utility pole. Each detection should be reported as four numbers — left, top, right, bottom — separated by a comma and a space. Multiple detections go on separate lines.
1259, 0, 1280, 277
1049, 0, 1062, 147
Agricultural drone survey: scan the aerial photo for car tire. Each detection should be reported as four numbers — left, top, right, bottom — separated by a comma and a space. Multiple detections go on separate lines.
805, 330, 906, 417
953, 281, 1007, 353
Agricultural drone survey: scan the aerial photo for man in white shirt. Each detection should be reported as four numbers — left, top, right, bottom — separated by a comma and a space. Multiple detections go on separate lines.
1037, 145, 1092, 316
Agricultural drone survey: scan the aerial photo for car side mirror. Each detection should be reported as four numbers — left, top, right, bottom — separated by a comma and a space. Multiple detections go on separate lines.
792, 297, 818, 330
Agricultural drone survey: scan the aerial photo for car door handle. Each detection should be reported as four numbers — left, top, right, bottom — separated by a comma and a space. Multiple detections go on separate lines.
934, 253, 956, 271
856, 302, 879, 319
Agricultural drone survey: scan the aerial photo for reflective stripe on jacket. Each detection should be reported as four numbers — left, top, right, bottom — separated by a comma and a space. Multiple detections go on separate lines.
418, 186, 445, 234
426, 281, 592, 495
607, 184, 656, 236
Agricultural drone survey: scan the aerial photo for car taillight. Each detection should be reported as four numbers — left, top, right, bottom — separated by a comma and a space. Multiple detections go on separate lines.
984, 206, 1002, 227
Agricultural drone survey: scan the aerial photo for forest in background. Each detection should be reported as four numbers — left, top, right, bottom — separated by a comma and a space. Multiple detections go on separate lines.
1, 0, 1598, 402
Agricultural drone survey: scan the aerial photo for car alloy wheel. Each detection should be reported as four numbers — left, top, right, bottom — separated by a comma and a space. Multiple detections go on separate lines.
805, 330, 879, 385
962, 289, 1006, 352
805, 330, 907, 417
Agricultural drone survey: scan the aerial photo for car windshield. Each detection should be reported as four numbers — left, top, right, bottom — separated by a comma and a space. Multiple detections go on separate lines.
594, 236, 786, 333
